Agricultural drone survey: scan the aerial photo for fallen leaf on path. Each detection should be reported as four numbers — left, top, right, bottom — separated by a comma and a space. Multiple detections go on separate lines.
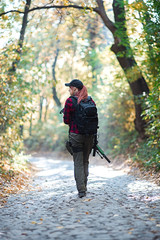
129, 228, 134, 231
83, 198, 92, 202
31, 221, 37, 224
148, 218, 155, 221
85, 212, 89, 215
56, 226, 64, 229
0, 159, 34, 206
69, 208, 74, 212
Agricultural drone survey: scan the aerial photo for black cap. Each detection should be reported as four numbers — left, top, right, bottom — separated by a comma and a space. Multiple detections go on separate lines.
65, 79, 83, 90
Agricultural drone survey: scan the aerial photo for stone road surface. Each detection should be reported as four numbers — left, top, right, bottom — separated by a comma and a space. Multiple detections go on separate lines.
0, 155, 160, 240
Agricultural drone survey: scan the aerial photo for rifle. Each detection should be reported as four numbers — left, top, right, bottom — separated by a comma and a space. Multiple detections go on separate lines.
60, 108, 64, 114
93, 135, 111, 163
60, 109, 110, 163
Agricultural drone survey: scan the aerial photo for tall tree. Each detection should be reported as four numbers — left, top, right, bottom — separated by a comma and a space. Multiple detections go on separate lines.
0, 0, 150, 138
95, 0, 149, 139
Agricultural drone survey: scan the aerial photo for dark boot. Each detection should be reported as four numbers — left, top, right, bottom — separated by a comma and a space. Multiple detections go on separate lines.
78, 192, 86, 198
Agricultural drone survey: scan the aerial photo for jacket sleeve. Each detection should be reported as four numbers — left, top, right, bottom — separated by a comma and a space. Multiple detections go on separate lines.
63, 97, 75, 125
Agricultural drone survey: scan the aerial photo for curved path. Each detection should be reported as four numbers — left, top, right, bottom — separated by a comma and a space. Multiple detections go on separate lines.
0, 156, 160, 240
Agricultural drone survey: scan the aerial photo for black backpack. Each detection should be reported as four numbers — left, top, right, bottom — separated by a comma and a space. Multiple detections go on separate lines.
71, 96, 98, 134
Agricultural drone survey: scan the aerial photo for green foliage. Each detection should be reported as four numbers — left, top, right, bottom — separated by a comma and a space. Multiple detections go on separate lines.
24, 110, 68, 152
133, 140, 160, 171
142, 77, 160, 170
96, 66, 136, 156
0, 43, 34, 163
127, 0, 160, 170
1, 0, 159, 176
140, 0, 160, 170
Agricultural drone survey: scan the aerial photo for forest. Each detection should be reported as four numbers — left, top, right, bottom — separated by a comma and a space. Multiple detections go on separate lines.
0, 0, 160, 188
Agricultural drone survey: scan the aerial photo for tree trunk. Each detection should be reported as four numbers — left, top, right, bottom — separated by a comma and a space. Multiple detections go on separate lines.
29, 114, 32, 136
52, 44, 62, 108
19, 125, 24, 137
112, 0, 149, 138
9, 0, 31, 74
111, 43, 149, 138
44, 98, 49, 122
39, 96, 44, 123
96, 0, 149, 138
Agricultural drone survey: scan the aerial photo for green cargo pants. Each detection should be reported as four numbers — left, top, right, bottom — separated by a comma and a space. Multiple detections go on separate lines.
68, 132, 94, 193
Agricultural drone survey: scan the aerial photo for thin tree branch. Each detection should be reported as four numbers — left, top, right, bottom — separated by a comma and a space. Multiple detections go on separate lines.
0, 1, 115, 34
0, 10, 24, 16
96, 0, 116, 34
0, 4, 97, 16
0, 1, 116, 34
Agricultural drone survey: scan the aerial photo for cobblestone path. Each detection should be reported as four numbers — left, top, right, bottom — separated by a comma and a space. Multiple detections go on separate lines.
0, 156, 160, 240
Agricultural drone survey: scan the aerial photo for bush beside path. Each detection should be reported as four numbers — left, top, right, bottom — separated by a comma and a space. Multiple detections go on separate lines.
0, 155, 160, 240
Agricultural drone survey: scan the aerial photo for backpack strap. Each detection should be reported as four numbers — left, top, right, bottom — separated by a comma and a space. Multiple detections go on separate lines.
86, 96, 91, 101
70, 96, 91, 103
70, 96, 77, 106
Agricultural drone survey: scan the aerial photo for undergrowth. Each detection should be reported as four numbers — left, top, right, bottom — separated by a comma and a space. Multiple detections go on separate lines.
0, 153, 33, 206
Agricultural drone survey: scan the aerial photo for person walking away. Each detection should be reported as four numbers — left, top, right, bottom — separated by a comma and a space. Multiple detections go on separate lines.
63, 79, 98, 198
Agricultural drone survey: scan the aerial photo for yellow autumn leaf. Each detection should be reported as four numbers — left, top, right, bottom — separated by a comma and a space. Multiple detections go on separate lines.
8, 120, 13, 124
37, 222, 43, 225
148, 218, 155, 221
31, 221, 37, 224
89, 7, 93, 13
83, 198, 92, 202
16, 55, 21, 61
129, 228, 134, 231
56, 226, 64, 229
2, 15, 8, 20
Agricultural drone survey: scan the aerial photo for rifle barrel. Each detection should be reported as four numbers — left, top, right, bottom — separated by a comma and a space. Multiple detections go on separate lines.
96, 145, 111, 163
60, 108, 64, 114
